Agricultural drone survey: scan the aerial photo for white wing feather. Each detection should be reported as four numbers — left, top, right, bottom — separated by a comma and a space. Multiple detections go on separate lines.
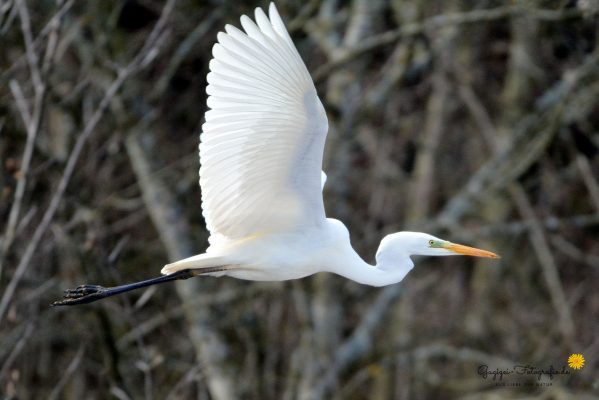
200, 3, 328, 245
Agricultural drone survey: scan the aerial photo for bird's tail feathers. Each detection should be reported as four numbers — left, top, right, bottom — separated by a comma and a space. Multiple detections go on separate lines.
161, 254, 227, 275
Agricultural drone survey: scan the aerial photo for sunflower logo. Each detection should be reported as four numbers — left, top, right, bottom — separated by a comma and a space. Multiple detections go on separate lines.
567, 353, 585, 370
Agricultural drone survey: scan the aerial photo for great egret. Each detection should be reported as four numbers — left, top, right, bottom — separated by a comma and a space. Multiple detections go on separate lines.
53, 3, 498, 306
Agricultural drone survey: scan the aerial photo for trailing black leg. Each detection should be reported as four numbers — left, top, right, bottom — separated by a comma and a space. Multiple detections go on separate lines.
51, 267, 227, 306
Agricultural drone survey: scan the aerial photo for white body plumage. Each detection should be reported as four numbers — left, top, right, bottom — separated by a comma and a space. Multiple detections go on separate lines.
52, 3, 499, 308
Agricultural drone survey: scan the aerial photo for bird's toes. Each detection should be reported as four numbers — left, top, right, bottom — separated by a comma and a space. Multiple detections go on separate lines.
51, 298, 76, 306
63, 284, 105, 298
53, 284, 108, 306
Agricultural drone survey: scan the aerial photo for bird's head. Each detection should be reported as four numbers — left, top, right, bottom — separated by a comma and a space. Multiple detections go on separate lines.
377, 231, 500, 260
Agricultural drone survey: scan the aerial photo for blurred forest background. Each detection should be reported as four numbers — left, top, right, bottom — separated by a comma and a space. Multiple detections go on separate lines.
1, 0, 598, 399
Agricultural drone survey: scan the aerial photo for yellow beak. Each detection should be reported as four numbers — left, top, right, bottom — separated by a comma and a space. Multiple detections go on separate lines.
445, 243, 500, 259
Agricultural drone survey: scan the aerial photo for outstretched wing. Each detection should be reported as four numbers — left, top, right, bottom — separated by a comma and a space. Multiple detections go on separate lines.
200, 3, 329, 244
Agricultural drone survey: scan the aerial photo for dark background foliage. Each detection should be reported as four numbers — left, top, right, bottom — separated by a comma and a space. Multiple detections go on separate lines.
1, 0, 598, 399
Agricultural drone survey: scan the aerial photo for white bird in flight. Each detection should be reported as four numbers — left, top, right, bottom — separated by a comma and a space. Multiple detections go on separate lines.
54, 3, 498, 306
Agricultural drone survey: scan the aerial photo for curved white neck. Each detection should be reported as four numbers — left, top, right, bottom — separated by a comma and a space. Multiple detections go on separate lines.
329, 248, 414, 287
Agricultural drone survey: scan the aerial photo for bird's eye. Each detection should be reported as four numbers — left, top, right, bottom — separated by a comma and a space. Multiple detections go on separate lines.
428, 240, 435, 246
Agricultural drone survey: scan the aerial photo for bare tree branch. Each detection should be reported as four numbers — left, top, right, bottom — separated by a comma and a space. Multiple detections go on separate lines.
0, 0, 178, 324
313, 6, 589, 81
48, 344, 86, 400
436, 51, 599, 229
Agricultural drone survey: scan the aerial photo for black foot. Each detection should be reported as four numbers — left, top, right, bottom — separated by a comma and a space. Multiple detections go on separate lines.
52, 284, 108, 306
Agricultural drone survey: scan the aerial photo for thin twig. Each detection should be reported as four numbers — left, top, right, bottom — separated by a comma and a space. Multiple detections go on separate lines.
550, 234, 599, 269
17, 0, 42, 90
471, 213, 599, 237
164, 363, 204, 400
150, 9, 222, 100
411, 343, 514, 369
0, 321, 35, 381
48, 344, 86, 400
576, 155, 599, 212
8, 79, 31, 122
